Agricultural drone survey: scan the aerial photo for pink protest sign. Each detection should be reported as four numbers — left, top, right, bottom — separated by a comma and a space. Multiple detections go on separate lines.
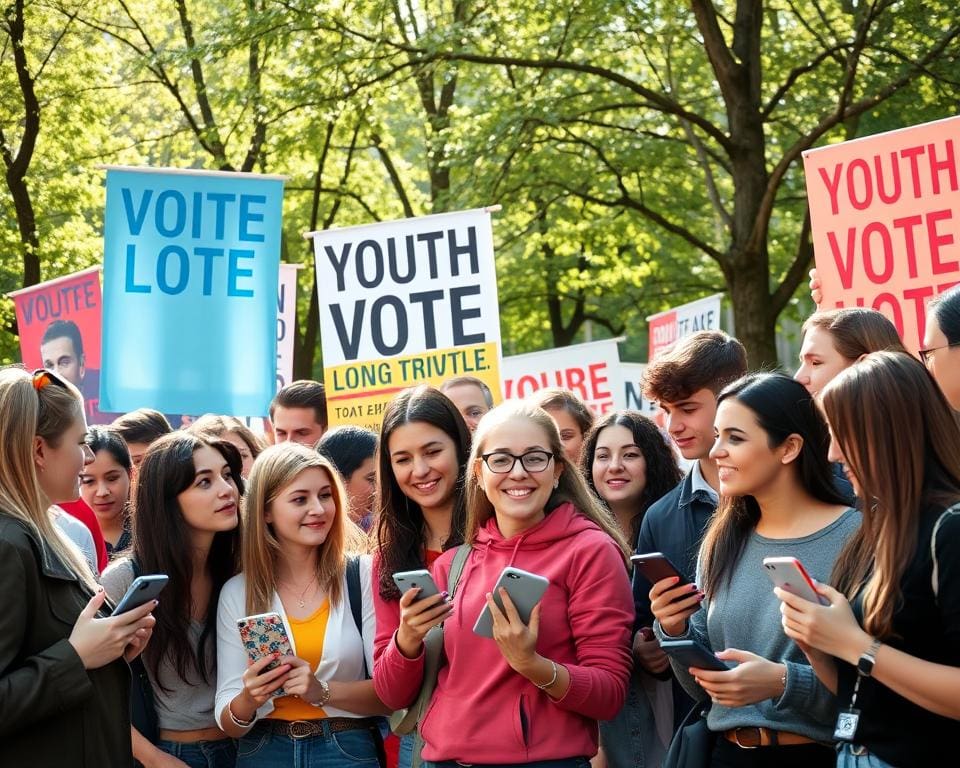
803, 115, 960, 353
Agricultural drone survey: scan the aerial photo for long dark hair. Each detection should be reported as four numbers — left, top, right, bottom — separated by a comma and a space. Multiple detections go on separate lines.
699, 373, 851, 596
133, 432, 243, 690
376, 386, 470, 600
581, 410, 682, 547
824, 351, 960, 638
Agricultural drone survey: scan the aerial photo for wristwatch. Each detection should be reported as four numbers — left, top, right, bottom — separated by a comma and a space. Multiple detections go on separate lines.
856, 638, 882, 677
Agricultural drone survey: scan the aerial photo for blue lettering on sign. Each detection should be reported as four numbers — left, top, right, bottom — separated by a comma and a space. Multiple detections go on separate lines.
119, 185, 264, 299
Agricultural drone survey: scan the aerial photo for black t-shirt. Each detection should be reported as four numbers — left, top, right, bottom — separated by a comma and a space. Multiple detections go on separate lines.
836, 502, 960, 767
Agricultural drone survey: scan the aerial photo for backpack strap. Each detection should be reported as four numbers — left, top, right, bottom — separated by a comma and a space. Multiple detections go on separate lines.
931, 502, 960, 602
345, 555, 369, 678
446, 544, 471, 596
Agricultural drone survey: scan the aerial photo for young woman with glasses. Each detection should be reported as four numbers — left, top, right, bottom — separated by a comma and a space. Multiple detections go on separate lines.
376, 400, 634, 768
0, 367, 155, 765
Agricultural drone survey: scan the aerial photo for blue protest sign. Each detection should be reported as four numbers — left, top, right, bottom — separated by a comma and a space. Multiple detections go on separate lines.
101, 166, 284, 416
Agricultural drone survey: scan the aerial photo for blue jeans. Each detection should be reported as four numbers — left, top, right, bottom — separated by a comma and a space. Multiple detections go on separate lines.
836, 744, 897, 768
156, 737, 236, 768
398, 733, 415, 768
236, 722, 380, 768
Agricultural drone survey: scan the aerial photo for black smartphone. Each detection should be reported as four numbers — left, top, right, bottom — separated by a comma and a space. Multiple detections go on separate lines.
659, 639, 730, 672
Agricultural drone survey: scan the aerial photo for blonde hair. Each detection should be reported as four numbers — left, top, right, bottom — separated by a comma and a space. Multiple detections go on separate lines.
0, 367, 97, 590
241, 443, 364, 614
465, 401, 630, 563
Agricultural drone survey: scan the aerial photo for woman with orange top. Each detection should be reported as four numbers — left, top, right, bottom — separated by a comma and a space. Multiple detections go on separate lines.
216, 443, 387, 767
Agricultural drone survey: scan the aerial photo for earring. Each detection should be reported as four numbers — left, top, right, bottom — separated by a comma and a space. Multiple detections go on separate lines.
553, 479, 559, 489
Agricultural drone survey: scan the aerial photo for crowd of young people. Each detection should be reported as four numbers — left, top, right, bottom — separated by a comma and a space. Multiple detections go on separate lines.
1, 285, 958, 768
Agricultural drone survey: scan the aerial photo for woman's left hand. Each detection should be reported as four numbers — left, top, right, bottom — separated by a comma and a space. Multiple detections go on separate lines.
280, 655, 325, 702
691, 649, 785, 707
486, 588, 540, 674
123, 624, 153, 663
776, 583, 872, 664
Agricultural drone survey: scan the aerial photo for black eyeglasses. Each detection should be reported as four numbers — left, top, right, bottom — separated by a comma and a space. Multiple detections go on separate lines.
32, 368, 69, 392
918, 342, 960, 367
481, 450, 555, 474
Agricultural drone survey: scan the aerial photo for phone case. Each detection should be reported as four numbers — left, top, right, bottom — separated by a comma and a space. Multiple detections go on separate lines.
660, 639, 730, 672
473, 567, 549, 638
110, 574, 169, 616
237, 612, 293, 697
631, 552, 689, 586
763, 557, 829, 605
392, 570, 440, 600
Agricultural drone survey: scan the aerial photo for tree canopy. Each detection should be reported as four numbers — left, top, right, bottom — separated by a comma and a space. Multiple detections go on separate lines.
3, 0, 958, 370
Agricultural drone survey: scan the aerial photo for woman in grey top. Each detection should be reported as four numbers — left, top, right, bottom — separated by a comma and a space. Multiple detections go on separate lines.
651, 373, 858, 768
102, 431, 243, 768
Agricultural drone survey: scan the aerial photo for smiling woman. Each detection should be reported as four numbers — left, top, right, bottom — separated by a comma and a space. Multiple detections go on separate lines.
651, 374, 857, 768
375, 401, 634, 768
216, 443, 387, 768
100, 432, 244, 768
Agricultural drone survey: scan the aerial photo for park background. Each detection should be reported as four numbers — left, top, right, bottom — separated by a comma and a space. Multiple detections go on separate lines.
3, 0, 959, 375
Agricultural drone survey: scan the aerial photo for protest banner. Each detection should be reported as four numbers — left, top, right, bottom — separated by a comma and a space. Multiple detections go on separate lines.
310, 208, 503, 431
101, 166, 285, 416
8, 267, 116, 424
276, 263, 299, 391
502, 338, 622, 415
803, 115, 960, 353
646, 293, 723, 360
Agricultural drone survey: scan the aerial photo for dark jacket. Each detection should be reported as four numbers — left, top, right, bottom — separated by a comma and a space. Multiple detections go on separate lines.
632, 470, 716, 630
0, 515, 131, 767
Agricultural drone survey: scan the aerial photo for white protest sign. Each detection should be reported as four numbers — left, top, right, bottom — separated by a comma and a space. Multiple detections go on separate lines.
310, 208, 503, 430
647, 293, 723, 360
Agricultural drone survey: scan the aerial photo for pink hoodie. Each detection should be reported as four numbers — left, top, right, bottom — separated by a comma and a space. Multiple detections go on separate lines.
374, 502, 634, 764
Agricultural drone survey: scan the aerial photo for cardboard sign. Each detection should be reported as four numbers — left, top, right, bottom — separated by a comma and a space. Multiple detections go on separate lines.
310, 208, 503, 431
618, 361, 658, 416
804, 115, 960, 352
646, 294, 723, 360
502, 338, 621, 415
276, 263, 299, 391
8, 267, 116, 424
101, 166, 284, 416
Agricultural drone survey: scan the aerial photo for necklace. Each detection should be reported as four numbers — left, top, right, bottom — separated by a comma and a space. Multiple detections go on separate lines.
281, 574, 319, 609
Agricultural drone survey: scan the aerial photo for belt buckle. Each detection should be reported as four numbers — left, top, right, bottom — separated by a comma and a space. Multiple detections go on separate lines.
851, 745, 869, 756
289, 720, 315, 740
734, 727, 762, 749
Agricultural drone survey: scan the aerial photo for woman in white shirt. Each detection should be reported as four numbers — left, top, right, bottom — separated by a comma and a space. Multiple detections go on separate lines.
216, 443, 388, 767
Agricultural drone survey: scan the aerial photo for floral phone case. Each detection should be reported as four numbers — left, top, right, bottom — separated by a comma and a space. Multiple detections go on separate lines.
237, 612, 293, 697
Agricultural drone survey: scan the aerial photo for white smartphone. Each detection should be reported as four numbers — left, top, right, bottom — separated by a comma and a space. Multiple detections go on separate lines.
473, 567, 549, 638
763, 557, 829, 606
110, 574, 168, 616
392, 569, 441, 601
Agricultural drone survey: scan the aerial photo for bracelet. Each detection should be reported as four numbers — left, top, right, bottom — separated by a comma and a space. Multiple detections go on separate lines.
227, 700, 255, 728
534, 660, 559, 690
780, 666, 788, 693
311, 679, 331, 707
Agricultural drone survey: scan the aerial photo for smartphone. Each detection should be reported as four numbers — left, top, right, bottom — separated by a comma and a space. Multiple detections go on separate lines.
659, 639, 730, 672
110, 574, 168, 616
392, 569, 441, 601
236, 612, 293, 696
473, 567, 549, 638
763, 557, 829, 606
631, 552, 693, 594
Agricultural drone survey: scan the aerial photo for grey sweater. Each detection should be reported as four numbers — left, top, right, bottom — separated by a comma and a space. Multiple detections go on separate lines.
655, 508, 860, 741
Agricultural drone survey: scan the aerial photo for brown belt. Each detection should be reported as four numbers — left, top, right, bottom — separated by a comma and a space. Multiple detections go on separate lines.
158, 726, 228, 743
723, 727, 818, 748
261, 717, 380, 740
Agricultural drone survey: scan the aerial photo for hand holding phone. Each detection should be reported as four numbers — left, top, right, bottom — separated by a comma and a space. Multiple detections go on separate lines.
473, 567, 549, 638
237, 612, 294, 697
394, 570, 452, 658
763, 557, 829, 606
111, 574, 168, 616
659, 639, 731, 672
